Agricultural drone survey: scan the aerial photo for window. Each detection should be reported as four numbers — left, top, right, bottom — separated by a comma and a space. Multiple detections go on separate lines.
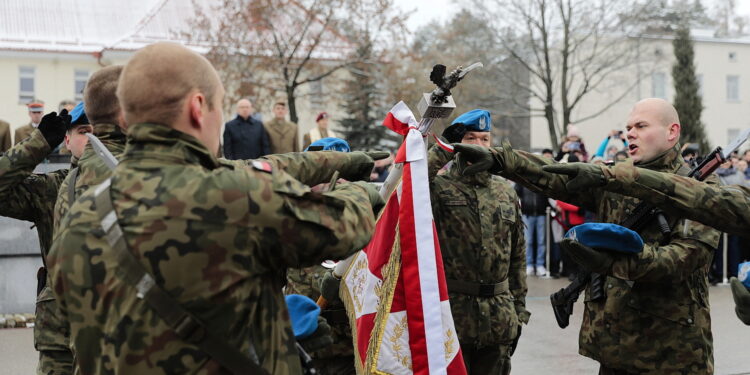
727, 75, 740, 102
729, 52, 737, 62
19, 66, 35, 103
696, 74, 703, 97
652, 72, 666, 99
74, 69, 89, 101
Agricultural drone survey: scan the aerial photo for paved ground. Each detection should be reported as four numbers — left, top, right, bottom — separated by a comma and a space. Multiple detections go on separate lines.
1, 277, 747, 374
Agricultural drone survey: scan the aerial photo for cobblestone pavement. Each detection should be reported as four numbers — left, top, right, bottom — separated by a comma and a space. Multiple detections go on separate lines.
1, 277, 747, 374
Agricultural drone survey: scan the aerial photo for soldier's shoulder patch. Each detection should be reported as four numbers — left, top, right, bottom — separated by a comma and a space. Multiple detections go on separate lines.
252, 161, 273, 173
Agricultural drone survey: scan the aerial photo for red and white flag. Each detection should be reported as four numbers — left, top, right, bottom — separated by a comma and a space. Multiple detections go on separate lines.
341, 102, 466, 375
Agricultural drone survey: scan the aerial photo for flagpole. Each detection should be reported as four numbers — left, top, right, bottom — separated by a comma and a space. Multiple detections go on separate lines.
326, 62, 483, 288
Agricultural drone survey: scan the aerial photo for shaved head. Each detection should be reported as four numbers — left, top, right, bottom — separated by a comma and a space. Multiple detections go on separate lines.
118, 42, 225, 154
117, 42, 221, 126
625, 98, 681, 164
632, 98, 680, 128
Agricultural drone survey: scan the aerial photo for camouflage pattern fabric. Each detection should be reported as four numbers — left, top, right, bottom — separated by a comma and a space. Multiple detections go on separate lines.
286, 265, 355, 375
493, 141, 719, 374
599, 162, 750, 235
427, 144, 527, 374
0, 129, 74, 374
48, 122, 378, 375
53, 123, 127, 231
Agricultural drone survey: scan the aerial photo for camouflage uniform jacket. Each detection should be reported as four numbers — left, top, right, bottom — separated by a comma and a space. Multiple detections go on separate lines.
53, 123, 127, 232
286, 265, 353, 359
427, 145, 528, 349
600, 162, 750, 235
48, 122, 378, 375
0, 129, 73, 357
495, 142, 719, 374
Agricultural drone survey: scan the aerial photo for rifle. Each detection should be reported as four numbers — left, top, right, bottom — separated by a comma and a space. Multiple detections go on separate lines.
550, 128, 750, 329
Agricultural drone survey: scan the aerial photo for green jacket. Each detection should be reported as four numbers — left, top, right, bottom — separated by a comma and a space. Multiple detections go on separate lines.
0, 129, 73, 359
600, 162, 750, 235
428, 145, 528, 349
53, 123, 127, 233
48, 122, 378, 375
495, 142, 719, 374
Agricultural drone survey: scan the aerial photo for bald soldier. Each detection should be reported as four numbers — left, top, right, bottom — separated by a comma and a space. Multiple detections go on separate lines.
541, 137, 750, 326
47, 42, 384, 375
452, 98, 720, 374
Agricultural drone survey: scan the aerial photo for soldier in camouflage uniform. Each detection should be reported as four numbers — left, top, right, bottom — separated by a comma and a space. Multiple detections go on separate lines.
453, 98, 720, 374
541, 154, 750, 326
0, 108, 91, 375
286, 137, 357, 375
47, 42, 384, 375
428, 110, 528, 375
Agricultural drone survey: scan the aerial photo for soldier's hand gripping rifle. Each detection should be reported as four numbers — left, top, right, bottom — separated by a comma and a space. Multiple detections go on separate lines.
318, 62, 484, 305
550, 128, 750, 329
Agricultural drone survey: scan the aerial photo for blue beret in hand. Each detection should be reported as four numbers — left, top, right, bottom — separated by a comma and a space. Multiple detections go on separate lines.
740, 262, 750, 289
285, 294, 321, 339
305, 137, 351, 152
565, 223, 644, 254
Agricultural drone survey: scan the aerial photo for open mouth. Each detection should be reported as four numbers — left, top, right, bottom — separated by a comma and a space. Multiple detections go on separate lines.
628, 143, 638, 155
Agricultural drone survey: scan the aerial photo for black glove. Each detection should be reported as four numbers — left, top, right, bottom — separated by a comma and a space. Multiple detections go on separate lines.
351, 181, 385, 216
442, 123, 466, 143
298, 316, 334, 352
452, 143, 503, 175
542, 163, 607, 192
319, 270, 341, 302
560, 238, 615, 274
730, 277, 750, 325
38, 110, 70, 149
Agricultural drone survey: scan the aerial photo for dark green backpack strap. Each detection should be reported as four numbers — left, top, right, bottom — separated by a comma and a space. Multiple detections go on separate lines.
91, 179, 268, 375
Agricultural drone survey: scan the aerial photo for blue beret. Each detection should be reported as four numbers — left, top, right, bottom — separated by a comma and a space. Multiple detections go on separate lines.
451, 109, 491, 132
69, 102, 88, 128
305, 137, 351, 152
285, 294, 320, 339
740, 261, 750, 289
565, 223, 644, 254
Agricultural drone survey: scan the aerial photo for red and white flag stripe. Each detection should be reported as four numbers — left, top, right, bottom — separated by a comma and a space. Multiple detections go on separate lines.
341, 102, 466, 375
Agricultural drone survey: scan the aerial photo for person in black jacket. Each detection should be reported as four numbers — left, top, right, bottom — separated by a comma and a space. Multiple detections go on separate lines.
514, 181, 550, 276
222, 98, 270, 159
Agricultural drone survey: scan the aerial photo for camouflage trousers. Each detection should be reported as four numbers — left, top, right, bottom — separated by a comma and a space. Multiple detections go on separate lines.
311, 355, 356, 375
460, 343, 512, 375
35, 285, 73, 375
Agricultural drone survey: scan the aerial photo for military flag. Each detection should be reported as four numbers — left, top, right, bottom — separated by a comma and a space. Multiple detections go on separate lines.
341, 102, 466, 375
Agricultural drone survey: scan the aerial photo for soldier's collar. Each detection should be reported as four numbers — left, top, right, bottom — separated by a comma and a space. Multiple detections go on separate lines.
633, 143, 681, 171
125, 123, 221, 169
91, 123, 127, 143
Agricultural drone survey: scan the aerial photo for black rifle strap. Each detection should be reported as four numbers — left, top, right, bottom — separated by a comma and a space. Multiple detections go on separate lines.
92, 178, 269, 375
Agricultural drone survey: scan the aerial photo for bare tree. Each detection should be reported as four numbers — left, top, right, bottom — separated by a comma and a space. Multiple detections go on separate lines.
472, 0, 658, 150
189, 0, 358, 123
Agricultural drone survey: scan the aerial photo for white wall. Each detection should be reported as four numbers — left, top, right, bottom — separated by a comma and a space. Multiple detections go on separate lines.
529, 36, 750, 152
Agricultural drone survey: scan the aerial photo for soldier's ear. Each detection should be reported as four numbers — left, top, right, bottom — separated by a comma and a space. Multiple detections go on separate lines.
188, 92, 206, 130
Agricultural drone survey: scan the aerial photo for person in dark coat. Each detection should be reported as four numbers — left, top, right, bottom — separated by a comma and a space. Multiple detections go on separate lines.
222, 98, 270, 159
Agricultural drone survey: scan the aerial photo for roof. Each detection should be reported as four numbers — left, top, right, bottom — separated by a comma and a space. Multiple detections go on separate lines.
0, 0, 352, 58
